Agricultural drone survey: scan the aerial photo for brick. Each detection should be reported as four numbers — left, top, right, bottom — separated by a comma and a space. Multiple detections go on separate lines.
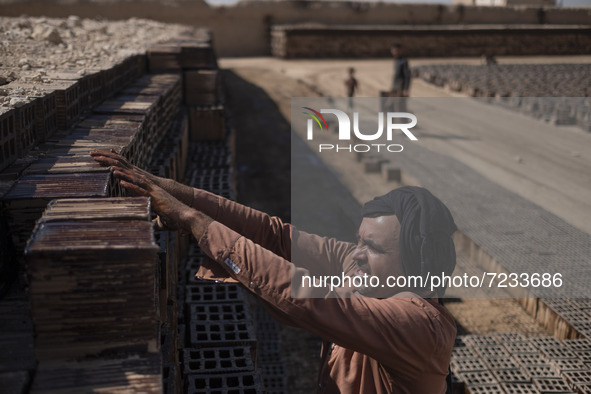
183, 346, 255, 375
185, 371, 263, 394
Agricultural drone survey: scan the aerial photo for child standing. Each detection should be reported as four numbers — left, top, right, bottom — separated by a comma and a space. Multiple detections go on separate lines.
345, 67, 358, 108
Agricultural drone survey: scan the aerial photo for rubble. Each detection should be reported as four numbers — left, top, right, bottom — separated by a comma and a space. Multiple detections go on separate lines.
0, 16, 195, 110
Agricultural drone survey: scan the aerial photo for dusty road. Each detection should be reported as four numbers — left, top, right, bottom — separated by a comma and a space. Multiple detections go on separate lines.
222, 56, 591, 235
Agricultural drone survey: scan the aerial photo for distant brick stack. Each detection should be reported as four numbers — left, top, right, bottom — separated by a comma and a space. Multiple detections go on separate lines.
413, 63, 591, 132
271, 24, 591, 59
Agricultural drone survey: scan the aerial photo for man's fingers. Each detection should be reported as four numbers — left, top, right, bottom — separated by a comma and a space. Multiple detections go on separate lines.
90, 150, 129, 166
113, 168, 150, 190
120, 180, 149, 197
113, 168, 138, 185
92, 155, 118, 168
90, 149, 115, 158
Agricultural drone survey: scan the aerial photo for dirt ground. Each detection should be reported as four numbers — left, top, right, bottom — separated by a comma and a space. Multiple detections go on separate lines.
0, 16, 195, 111
220, 59, 562, 393
222, 56, 591, 235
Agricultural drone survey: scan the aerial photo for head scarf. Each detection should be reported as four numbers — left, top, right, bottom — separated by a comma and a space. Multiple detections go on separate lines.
361, 186, 457, 296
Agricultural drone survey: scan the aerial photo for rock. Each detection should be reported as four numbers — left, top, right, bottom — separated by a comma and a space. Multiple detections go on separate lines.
18, 20, 32, 29
67, 15, 82, 28
9, 98, 26, 108
44, 28, 63, 45
32, 25, 62, 45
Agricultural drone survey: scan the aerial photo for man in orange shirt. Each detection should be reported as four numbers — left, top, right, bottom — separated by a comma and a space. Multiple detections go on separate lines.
92, 150, 457, 394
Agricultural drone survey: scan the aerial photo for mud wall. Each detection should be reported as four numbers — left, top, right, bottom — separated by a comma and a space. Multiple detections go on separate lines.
271, 24, 591, 58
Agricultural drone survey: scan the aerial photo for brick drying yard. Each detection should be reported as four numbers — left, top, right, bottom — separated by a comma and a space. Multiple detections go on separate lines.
1, 11, 591, 394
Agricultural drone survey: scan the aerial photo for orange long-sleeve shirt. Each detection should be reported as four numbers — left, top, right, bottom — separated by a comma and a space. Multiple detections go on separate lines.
193, 188, 456, 394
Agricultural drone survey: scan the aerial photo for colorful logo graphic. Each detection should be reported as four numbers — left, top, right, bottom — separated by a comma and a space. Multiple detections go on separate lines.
302, 107, 328, 132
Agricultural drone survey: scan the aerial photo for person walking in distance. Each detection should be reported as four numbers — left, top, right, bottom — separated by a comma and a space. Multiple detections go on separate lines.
388, 43, 411, 113
345, 67, 359, 109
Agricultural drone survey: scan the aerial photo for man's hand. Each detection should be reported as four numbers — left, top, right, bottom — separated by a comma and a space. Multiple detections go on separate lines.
90, 149, 135, 170
111, 166, 212, 237
91, 149, 196, 208
91, 149, 160, 184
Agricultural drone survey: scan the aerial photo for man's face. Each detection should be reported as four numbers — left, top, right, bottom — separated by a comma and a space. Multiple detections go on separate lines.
390, 46, 400, 58
350, 215, 404, 297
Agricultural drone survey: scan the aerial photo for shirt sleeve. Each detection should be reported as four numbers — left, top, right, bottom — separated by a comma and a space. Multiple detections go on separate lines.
192, 188, 291, 260
197, 220, 456, 374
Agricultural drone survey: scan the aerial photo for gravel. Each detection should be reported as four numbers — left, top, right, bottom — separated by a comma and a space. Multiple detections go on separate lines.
0, 16, 195, 109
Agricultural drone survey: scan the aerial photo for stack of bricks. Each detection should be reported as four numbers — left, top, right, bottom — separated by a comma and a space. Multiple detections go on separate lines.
270, 25, 591, 59
452, 332, 591, 393
148, 32, 225, 142
0, 55, 146, 174
0, 109, 18, 172
92, 73, 182, 168
0, 27, 227, 393
537, 298, 591, 341
25, 198, 158, 354
169, 80, 275, 391
25, 197, 162, 393
251, 303, 287, 394
175, 127, 265, 392
0, 24, 286, 394
179, 249, 263, 394
413, 64, 591, 97
1, 71, 183, 265
413, 63, 591, 133
2, 172, 114, 257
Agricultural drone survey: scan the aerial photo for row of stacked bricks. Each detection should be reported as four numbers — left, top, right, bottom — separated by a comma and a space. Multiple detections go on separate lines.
176, 125, 276, 391
412, 64, 591, 132
0, 55, 146, 173
161, 45, 286, 389
25, 197, 163, 393
146, 32, 284, 393
0, 28, 219, 393
0, 70, 183, 392
180, 247, 286, 393
451, 332, 591, 393
541, 298, 591, 341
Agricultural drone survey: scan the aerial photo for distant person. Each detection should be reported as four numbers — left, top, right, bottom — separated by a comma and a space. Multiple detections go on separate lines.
390, 43, 411, 98
386, 43, 411, 113
344, 67, 358, 108
481, 54, 497, 66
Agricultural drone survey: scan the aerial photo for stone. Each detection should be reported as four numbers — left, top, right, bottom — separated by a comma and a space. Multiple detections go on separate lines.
32, 25, 62, 45
9, 98, 26, 108
67, 16, 82, 28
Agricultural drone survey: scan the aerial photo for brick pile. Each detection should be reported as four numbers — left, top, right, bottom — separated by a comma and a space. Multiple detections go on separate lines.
0, 16, 284, 393
413, 63, 591, 132
271, 24, 591, 59
453, 332, 591, 393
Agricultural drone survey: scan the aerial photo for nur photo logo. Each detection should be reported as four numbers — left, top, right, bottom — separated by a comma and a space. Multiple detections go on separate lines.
302, 106, 418, 153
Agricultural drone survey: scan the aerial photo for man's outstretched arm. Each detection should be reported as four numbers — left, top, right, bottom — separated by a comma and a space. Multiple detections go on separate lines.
91, 149, 290, 259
